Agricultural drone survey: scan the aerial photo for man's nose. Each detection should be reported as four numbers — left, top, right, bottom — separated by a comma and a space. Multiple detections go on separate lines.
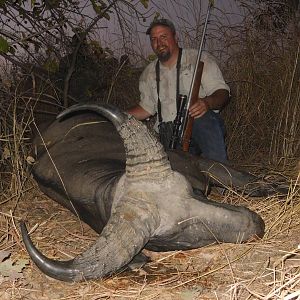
157, 39, 164, 47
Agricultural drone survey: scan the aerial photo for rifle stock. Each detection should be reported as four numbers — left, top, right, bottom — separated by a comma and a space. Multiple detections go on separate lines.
181, 61, 204, 152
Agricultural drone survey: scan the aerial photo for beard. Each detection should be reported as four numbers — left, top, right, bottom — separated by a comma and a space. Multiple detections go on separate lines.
156, 49, 171, 62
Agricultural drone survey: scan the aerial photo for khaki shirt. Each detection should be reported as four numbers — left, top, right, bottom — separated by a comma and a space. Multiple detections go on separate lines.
139, 49, 230, 129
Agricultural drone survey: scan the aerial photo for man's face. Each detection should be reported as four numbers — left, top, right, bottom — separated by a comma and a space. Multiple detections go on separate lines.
150, 25, 178, 62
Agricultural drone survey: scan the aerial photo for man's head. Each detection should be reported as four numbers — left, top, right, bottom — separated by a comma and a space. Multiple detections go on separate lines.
146, 19, 179, 63
146, 19, 176, 36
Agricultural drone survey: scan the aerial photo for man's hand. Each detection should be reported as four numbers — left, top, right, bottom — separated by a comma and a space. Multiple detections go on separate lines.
189, 89, 230, 119
127, 105, 152, 120
189, 98, 209, 118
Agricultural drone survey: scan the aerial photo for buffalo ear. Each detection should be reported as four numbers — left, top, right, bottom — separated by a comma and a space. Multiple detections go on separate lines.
167, 150, 208, 193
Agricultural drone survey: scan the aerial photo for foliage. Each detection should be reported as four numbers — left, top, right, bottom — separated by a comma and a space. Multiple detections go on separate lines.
0, 0, 151, 64
0, 36, 9, 53
0, 0, 151, 107
251, 0, 299, 31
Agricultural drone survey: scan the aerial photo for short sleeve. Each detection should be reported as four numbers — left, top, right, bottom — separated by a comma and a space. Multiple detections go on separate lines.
201, 52, 230, 96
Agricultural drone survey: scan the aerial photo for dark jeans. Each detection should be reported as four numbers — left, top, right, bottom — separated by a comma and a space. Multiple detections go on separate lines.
189, 110, 228, 163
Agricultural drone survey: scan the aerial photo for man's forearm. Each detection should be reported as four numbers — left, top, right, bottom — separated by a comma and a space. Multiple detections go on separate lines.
204, 89, 230, 110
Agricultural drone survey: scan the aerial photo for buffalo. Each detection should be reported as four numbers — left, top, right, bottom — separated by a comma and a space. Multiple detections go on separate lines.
21, 104, 283, 282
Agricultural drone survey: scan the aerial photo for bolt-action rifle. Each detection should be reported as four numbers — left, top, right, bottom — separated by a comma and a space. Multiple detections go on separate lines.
169, 1, 214, 152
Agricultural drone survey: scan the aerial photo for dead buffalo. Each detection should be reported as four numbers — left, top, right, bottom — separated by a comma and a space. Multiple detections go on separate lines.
21, 104, 281, 282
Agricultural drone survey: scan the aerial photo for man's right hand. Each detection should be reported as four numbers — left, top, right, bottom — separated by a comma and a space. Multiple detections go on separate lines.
126, 105, 152, 121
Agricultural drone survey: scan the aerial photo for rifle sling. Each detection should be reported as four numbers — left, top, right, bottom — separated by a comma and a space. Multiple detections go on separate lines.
156, 47, 182, 124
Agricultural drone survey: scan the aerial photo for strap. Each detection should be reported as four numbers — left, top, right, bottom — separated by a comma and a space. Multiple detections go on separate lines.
155, 60, 162, 122
156, 48, 183, 124
175, 47, 182, 110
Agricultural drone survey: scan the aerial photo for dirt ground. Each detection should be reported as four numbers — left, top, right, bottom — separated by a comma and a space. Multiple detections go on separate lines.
0, 177, 299, 300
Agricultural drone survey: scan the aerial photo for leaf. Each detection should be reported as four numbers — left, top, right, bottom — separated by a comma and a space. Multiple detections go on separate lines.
90, 0, 111, 18
26, 155, 36, 165
140, 0, 149, 9
43, 58, 59, 73
178, 287, 203, 300
0, 251, 10, 262
103, 12, 110, 20
0, 36, 9, 53
0, 255, 29, 281
90, 0, 102, 14
147, 53, 157, 62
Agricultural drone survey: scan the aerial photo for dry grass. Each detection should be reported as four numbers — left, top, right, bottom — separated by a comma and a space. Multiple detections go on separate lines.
0, 178, 299, 299
0, 83, 34, 208
222, 25, 300, 168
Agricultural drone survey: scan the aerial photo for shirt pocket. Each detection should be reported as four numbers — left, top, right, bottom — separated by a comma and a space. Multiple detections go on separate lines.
180, 67, 193, 96
180, 66, 206, 98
